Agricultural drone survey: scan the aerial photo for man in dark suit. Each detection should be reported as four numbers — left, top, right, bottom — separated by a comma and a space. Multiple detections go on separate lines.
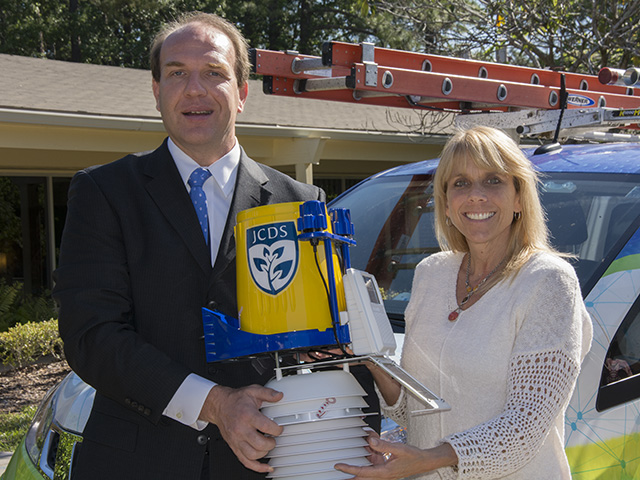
53, 12, 332, 479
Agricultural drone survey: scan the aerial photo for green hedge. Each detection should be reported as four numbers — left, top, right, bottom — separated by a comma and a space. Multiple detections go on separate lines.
0, 319, 64, 368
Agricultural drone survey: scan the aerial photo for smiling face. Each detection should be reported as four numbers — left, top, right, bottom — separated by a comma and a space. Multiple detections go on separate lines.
445, 157, 521, 256
152, 22, 248, 165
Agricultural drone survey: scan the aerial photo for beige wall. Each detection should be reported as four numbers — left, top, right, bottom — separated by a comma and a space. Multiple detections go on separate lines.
0, 121, 165, 175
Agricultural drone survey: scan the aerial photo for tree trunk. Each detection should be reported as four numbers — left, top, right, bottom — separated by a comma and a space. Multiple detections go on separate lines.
70, 0, 81, 62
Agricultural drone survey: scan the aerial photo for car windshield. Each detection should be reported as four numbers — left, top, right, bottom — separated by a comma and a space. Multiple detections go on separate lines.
330, 171, 640, 322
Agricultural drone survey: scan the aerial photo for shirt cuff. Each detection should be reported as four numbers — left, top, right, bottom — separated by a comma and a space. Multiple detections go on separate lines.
163, 374, 216, 431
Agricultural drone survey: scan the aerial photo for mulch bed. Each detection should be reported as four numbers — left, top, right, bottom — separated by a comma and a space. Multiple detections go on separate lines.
0, 361, 72, 414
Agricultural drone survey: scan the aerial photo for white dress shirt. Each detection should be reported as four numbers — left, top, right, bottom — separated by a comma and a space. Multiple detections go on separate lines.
162, 137, 240, 430
169, 137, 239, 265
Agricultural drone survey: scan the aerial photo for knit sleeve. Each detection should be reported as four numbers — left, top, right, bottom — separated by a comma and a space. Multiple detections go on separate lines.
442, 257, 592, 478
378, 256, 434, 428
378, 383, 409, 428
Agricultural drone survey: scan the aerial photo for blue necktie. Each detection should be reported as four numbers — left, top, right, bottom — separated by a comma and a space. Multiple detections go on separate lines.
188, 168, 212, 245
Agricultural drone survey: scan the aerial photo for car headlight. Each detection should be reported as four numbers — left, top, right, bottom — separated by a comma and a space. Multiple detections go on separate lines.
23, 372, 94, 480
24, 383, 57, 478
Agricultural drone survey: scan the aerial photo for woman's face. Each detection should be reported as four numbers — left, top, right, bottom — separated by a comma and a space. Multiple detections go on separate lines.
445, 157, 521, 255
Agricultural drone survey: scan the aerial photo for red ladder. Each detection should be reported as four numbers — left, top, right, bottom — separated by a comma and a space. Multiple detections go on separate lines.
251, 41, 640, 113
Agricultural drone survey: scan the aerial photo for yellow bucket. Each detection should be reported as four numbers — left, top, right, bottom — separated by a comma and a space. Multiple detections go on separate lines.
235, 202, 345, 335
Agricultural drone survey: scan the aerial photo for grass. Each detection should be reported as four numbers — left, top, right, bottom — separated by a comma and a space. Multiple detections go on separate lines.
0, 405, 37, 452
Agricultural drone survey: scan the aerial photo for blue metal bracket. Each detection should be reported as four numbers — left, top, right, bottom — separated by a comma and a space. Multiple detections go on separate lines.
297, 230, 356, 246
203, 308, 351, 362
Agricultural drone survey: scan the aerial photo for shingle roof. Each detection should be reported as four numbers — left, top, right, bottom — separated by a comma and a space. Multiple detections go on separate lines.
0, 54, 159, 118
0, 53, 454, 135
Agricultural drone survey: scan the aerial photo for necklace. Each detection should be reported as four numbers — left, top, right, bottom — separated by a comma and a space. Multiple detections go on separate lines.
448, 254, 506, 321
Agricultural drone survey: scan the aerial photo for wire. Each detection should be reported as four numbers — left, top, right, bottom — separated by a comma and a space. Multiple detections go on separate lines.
305, 348, 351, 362
312, 240, 348, 355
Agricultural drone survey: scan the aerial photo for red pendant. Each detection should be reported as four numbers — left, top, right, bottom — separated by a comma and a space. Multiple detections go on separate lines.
448, 310, 459, 321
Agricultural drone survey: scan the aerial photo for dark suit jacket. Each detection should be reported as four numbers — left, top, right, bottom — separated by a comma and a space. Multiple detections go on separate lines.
54, 139, 354, 479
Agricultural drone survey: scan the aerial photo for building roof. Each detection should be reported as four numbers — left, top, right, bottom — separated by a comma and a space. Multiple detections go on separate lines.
0, 53, 454, 137
0, 54, 157, 118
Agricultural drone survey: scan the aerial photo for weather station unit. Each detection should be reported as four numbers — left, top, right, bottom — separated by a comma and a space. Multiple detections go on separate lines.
202, 200, 449, 479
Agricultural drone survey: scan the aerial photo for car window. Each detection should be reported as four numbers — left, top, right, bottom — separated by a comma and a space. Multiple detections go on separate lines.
331, 172, 640, 322
541, 175, 640, 295
332, 174, 438, 320
597, 294, 640, 411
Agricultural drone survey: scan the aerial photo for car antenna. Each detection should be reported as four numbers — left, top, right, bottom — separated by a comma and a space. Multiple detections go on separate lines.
534, 74, 567, 155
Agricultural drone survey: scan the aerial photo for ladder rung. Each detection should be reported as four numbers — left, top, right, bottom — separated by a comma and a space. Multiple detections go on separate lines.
298, 77, 350, 92
291, 57, 328, 74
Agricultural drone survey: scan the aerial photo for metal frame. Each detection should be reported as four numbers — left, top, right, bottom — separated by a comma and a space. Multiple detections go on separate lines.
275, 354, 451, 415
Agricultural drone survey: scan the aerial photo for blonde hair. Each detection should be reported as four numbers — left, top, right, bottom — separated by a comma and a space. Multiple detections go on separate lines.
433, 126, 555, 279
150, 12, 250, 88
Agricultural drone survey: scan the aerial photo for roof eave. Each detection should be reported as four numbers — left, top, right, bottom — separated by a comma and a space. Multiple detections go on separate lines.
0, 107, 449, 144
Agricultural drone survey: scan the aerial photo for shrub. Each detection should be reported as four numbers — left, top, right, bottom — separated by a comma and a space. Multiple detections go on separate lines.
0, 319, 64, 368
0, 279, 58, 332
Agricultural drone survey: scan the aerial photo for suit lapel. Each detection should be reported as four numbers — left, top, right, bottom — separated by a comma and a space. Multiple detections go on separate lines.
143, 141, 212, 275
212, 150, 272, 278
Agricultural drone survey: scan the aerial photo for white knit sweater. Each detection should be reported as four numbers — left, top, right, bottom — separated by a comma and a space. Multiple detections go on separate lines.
382, 251, 593, 480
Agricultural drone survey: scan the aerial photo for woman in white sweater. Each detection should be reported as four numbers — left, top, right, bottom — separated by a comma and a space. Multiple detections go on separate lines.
336, 126, 593, 479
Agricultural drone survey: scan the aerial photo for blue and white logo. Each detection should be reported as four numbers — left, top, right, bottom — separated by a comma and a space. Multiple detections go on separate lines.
567, 94, 596, 107
247, 221, 299, 295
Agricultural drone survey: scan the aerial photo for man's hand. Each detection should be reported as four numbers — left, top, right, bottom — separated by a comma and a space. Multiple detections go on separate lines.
199, 384, 284, 473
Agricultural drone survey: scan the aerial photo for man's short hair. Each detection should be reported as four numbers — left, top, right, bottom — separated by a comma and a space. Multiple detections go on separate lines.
150, 12, 250, 87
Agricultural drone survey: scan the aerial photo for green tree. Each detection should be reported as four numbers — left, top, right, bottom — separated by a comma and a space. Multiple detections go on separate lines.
0, 0, 410, 66
0, 1, 65, 58
370, 0, 468, 55
368, 0, 640, 73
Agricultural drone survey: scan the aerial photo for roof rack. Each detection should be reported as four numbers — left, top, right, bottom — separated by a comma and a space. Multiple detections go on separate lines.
455, 107, 640, 136
250, 42, 640, 136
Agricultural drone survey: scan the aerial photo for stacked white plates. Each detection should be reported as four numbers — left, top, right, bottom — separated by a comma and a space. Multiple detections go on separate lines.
262, 370, 375, 479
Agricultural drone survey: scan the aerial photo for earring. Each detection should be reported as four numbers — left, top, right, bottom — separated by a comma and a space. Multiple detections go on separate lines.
513, 211, 522, 221
445, 216, 452, 227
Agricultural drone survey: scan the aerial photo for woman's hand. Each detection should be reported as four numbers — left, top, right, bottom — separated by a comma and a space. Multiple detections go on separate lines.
335, 436, 457, 480
361, 430, 387, 467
